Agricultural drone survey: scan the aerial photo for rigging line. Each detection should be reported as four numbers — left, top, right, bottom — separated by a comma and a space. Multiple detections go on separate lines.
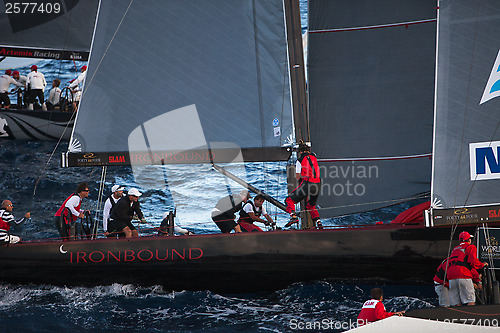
56, 0, 74, 80
452, 2, 481, 209
32, 111, 77, 198
81, 0, 134, 101
309, 18, 437, 34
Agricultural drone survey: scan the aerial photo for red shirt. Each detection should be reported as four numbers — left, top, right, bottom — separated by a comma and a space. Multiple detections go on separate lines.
357, 299, 394, 325
447, 242, 484, 280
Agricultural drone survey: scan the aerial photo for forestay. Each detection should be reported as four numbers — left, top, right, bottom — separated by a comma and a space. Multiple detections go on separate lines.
432, 0, 500, 210
65, 0, 293, 167
0, 0, 98, 60
307, 0, 436, 217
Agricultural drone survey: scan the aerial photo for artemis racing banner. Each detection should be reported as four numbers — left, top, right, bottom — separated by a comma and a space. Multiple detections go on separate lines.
0, 46, 89, 60
478, 227, 500, 269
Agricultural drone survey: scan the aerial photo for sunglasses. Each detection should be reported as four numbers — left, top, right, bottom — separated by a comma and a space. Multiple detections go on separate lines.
82, 190, 90, 192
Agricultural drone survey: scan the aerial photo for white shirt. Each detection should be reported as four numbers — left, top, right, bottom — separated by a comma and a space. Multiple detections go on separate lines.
102, 195, 121, 231
48, 87, 62, 105
69, 71, 86, 90
15, 75, 27, 85
65, 195, 82, 217
26, 71, 46, 90
242, 202, 267, 216
0, 75, 23, 93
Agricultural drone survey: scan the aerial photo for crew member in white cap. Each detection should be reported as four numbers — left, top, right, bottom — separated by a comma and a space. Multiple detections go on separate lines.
102, 184, 125, 235
108, 187, 145, 238
69, 65, 87, 111
26, 65, 47, 110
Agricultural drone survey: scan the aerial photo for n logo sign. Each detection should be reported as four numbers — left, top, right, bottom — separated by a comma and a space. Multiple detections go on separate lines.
470, 141, 500, 180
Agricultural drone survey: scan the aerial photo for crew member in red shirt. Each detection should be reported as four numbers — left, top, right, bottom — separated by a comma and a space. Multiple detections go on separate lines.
447, 231, 488, 306
357, 288, 404, 326
284, 142, 321, 228
433, 258, 450, 307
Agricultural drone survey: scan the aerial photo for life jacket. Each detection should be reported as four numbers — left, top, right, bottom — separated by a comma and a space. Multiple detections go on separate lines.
299, 152, 320, 183
0, 212, 10, 231
357, 299, 393, 325
54, 193, 81, 223
448, 243, 472, 270
238, 201, 262, 224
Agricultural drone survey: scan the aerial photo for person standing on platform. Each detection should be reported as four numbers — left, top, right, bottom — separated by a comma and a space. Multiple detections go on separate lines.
102, 185, 125, 235
0, 70, 23, 109
26, 65, 47, 111
54, 182, 90, 240
447, 231, 488, 306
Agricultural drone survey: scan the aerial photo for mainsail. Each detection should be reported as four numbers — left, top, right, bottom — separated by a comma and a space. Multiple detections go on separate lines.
432, 0, 500, 210
0, 0, 98, 60
307, 0, 437, 217
64, 0, 293, 167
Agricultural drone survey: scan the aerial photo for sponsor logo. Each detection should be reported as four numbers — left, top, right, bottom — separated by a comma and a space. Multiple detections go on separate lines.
130, 151, 214, 164
109, 155, 126, 163
469, 141, 500, 180
77, 152, 102, 164
480, 49, 500, 105
68, 248, 204, 263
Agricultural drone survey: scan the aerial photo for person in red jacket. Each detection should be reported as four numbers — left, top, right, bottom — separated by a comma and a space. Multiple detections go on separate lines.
284, 142, 321, 228
357, 288, 404, 326
433, 258, 450, 307
447, 231, 488, 306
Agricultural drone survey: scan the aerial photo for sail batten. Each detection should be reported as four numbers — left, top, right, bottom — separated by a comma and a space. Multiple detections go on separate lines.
67, 0, 293, 167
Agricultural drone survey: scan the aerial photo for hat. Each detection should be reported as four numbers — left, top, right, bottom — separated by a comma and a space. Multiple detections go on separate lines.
459, 231, 473, 241
81, 65, 87, 71
239, 190, 251, 198
5, 70, 11, 75
128, 188, 142, 197
111, 185, 125, 193
31, 65, 37, 70
12, 70, 19, 76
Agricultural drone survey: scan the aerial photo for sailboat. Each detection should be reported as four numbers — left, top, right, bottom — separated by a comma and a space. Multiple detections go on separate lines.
0, 1, 498, 315
0, 0, 98, 140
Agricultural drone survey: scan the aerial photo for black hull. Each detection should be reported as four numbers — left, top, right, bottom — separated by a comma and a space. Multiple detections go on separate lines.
0, 109, 74, 140
0, 224, 485, 293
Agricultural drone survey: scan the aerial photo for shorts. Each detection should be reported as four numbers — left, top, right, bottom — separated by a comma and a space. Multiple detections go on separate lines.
212, 213, 237, 233
434, 283, 450, 307
449, 278, 475, 305
239, 221, 263, 232
0, 92, 10, 106
108, 218, 135, 233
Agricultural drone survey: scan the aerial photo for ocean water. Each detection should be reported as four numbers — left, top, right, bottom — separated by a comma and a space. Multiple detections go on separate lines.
0, 1, 440, 332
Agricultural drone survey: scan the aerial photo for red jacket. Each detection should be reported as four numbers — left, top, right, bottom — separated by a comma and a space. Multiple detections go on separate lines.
298, 153, 320, 183
433, 258, 450, 287
357, 299, 394, 325
447, 242, 484, 280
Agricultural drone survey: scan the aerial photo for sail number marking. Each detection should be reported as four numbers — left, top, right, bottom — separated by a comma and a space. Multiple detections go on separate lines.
5, 2, 61, 14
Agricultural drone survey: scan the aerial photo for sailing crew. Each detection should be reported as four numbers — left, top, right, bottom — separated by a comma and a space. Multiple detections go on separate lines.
211, 190, 250, 233
357, 288, 405, 326
102, 185, 125, 235
26, 65, 47, 111
238, 194, 273, 232
46, 79, 62, 110
447, 231, 488, 306
433, 258, 450, 307
107, 188, 146, 238
0, 70, 23, 109
0, 200, 31, 244
54, 182, 90, 241
69, 65, 87, 111
12, 71, 27, 107
284, 142, 322, 228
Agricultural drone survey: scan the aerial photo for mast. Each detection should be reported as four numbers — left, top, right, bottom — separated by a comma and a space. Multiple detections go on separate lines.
284, 0, 313, 229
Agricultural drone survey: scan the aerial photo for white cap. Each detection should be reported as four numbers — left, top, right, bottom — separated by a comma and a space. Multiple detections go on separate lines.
111, 185, 125, 193
128, 188, 142, 197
